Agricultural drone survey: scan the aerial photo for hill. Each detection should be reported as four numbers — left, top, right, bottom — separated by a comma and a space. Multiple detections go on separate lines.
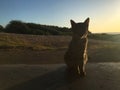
1, 20, 92, 35
1, 20, 71, 35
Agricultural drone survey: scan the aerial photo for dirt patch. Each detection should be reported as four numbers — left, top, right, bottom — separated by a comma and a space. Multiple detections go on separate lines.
0, 48, 120, 64
0, 49, 65, 64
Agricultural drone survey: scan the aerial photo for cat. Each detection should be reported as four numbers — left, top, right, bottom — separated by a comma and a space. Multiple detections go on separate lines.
64, 18, 90, 77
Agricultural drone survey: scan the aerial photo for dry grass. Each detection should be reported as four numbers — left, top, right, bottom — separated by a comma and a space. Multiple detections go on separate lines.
88, 39, 120, 62
0, 33, 120, 64
0, 33, 71, 50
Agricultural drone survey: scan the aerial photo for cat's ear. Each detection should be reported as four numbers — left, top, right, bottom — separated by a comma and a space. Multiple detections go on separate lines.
70, 20, 76, 27
84, 18, 90, 25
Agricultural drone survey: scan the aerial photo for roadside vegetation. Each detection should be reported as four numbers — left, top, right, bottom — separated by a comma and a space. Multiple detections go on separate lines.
1, 20, 71, 35
0, 20, 120, 64
0, 32, 120, 64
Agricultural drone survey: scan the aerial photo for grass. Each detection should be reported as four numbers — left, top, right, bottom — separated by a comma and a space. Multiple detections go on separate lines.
0, 32, 120, 64
88, 33, 120, 42
0, 33, 71, 50
88, 38, 120, 62
0, 33, 120, 50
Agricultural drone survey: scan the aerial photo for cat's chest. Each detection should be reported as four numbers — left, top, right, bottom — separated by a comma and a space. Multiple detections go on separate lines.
70, 38, 87, 47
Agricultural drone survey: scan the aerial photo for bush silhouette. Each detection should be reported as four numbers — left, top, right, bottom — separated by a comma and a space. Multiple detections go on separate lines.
26, 23, 71, 35
0, 25, 4, 32
4, 20, 71, 35
4, 20, 31, 34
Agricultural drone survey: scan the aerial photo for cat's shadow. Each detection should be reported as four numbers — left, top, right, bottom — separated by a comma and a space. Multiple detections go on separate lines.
6, 67, 77, 90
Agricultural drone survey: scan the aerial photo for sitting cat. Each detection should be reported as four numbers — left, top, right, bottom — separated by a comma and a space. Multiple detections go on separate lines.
64, 18, 90, 77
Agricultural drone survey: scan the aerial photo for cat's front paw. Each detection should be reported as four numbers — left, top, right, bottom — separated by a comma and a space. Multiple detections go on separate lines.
80, 72, 86, 77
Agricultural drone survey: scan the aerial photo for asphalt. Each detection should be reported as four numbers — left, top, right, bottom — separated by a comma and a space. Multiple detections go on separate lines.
0, 63, 120, 90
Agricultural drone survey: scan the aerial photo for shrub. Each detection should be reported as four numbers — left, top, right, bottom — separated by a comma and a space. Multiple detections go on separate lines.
4, 20, 31, 34
0, 25, 4, 32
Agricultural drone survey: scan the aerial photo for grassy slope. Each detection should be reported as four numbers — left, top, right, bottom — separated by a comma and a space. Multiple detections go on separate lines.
0, 33, 71, 50
0, 33, 120, 64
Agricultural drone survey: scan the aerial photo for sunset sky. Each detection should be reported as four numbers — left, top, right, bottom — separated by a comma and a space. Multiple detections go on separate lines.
0, 0, 120, 33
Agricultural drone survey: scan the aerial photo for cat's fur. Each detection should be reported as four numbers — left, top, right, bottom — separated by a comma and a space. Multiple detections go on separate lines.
64, 18, 90, 77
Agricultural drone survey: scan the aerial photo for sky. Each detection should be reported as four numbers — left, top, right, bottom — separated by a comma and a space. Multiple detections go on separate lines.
0, 0, 120, 33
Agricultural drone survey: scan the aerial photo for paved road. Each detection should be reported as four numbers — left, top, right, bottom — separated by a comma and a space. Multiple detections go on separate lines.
0, 63, 120, 90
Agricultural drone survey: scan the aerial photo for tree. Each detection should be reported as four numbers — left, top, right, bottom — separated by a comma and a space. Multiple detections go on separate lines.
4, 20, 31, 34
0, 25, 4, 32
4, 20, 91, 35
